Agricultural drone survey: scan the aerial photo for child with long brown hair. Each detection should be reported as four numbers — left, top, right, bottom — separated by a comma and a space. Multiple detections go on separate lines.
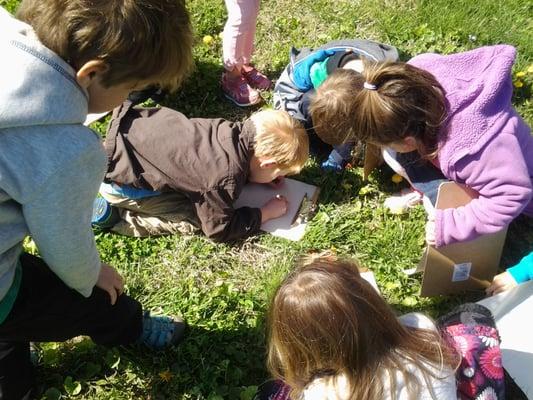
266, 255, 458, 400
310, 46, 533, 247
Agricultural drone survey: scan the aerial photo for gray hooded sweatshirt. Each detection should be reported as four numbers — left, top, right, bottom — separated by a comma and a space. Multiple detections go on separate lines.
0, 8, 105, 319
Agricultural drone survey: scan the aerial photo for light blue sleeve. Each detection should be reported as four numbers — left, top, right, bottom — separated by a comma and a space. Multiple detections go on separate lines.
23, 145, 105, 297
508, 252, 533, 284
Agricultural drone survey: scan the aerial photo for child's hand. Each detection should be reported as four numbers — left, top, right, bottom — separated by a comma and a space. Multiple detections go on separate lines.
268, 176, 285, 189
96, 263, 124, 305
261, 195, 288, 223
486, 271, 518, 296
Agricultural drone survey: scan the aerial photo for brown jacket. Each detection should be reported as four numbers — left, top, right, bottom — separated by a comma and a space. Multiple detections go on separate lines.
104, 102, 262, 242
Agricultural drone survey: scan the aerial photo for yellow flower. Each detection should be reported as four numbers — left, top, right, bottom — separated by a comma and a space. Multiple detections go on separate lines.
514, 80, 524, 88
202, 35, 214, 45
391, 174, 403, 184
515, 71, 526, 78
528, 65, 533, 73
158, 370, 173, 382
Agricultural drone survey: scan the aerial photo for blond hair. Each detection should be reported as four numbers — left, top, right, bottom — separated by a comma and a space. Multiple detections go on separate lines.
17, 0, 193, 91
267, 255, 458, 400
310, 60, 447, 158
250, 109, 309, 173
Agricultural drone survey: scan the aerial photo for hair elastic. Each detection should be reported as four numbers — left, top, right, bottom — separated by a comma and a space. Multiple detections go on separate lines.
363, 82, 377, 90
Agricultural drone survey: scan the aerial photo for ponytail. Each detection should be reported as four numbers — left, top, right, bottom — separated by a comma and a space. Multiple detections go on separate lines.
355, 60, 447, 158
310, 60, 447, 159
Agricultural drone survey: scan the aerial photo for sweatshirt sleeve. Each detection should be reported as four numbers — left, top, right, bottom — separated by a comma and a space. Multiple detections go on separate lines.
508, 252, 533, 284
194, 185, 262, 243
22, 146, 105, 297
435, 132, 532, 247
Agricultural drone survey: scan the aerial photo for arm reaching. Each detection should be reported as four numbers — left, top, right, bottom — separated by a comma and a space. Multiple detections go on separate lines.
435, 133, 532, 247
261, 195, 288, 223
194, 185, 262, 242
23, 145, 105, 297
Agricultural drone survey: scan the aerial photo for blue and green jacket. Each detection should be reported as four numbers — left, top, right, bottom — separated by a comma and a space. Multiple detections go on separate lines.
508, 252, 533, 284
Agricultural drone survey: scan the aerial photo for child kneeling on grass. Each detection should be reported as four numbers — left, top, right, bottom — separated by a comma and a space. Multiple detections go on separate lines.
0, 1, 193, 398
310, 45, 533, 247
273, 38, 399, 171
93, 105, 309, 242
264, 254, 459, 400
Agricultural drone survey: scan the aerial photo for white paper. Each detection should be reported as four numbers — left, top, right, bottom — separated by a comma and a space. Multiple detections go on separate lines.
477, 280, 533, 397
360, 270, 380, 294
84, 112, 109, 126
452, 262, 471, 282
234, 178, 318, 241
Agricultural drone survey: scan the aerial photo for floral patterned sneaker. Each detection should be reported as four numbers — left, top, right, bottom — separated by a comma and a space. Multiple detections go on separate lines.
221, 73, 261, 107
242, 67, 272, 90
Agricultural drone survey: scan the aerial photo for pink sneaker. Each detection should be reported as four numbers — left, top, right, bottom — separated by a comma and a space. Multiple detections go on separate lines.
221, 73, 261, 107
242, 67, 272, 90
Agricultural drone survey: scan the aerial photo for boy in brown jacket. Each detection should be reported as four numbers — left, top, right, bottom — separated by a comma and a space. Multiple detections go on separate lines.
94, 102, 309, 242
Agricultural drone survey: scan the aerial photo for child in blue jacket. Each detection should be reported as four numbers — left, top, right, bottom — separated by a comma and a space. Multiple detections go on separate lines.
273, 39, 398, 170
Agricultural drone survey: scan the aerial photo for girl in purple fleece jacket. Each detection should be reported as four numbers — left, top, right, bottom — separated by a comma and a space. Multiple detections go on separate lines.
310, 45, 533, 247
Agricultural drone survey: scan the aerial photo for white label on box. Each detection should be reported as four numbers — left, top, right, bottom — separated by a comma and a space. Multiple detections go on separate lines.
452, 262, 472, 282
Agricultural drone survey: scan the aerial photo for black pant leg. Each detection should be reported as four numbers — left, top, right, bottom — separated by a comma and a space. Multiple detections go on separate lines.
0, 253, 143, 398
0, 341, 33, 400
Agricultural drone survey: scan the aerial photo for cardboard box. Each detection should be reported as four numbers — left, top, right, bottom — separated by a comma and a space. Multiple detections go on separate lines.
416, 182, 508, 297
363, 143, 383, 180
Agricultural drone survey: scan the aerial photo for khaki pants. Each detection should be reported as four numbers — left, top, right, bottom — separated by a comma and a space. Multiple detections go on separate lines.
101, 191, 200, 237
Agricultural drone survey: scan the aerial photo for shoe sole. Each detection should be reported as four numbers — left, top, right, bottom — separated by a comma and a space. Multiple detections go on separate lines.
223, 92, 262, 107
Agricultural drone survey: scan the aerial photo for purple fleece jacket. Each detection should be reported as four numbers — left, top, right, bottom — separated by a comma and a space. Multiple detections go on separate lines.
408, 45, 533, 247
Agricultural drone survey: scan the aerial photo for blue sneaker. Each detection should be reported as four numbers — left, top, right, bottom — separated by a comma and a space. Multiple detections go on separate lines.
137, 312, 187, 349
91, 196, 120, 229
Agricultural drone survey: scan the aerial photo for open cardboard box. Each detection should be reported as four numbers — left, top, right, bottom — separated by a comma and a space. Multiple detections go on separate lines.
416, 182, 508, 297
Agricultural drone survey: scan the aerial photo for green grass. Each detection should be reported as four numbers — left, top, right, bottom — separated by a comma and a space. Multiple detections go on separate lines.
3, 0, 533, 398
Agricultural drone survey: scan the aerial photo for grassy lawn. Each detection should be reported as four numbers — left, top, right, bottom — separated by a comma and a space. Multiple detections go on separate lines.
2, 0, 533, 398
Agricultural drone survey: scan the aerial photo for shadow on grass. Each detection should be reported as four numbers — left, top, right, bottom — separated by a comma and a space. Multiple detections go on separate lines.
36, 323, 269, 399
161, 59, 264, 121
500, 214, 533, 268
295, 162, 365, 206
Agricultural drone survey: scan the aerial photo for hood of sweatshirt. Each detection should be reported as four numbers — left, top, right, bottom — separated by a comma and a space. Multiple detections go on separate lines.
0, 7, 88, 130
408, 45, 517, 176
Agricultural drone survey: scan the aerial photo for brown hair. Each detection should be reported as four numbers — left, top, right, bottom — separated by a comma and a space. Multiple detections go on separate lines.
251, 109, 309, 173
17, 0, 193, 91
310, 60, 447, 158
267, 254, 458, 400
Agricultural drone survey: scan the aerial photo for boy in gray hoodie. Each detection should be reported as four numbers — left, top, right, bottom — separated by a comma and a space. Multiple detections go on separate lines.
0, 1, 193, 398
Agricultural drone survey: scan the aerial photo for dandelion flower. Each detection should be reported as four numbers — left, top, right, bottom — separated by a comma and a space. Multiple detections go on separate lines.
159, 370, 173, 382
514, 80, 524, 88
515, 71, 526, 78
391, 174, 403, 183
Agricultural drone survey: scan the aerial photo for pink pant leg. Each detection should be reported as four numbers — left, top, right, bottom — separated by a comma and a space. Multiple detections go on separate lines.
223, 0, 261, 71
